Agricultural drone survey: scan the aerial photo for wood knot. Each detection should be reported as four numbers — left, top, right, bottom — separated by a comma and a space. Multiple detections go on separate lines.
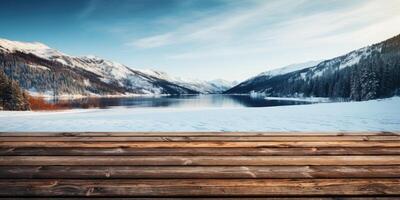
86, 187, 95, 196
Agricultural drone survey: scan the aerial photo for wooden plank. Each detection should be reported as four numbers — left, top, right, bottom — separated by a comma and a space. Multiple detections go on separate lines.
0, 131, 398, 137
2, 136, 400, 141
2, 147, 400, 156
0, 179, 399, 196
1, 156, 400, 166
1, 166, 400, 179
1, 133, 400, 198
1, 141, 400, 148
0, 198, 398, 200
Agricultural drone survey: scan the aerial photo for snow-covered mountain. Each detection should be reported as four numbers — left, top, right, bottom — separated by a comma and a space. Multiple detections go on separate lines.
255, 60, 322, 78
239, 60, 322, 87
136, 69, 236, 94
226, 34, 400, 101
172, 78, 235, 94
0, 38, 231, 96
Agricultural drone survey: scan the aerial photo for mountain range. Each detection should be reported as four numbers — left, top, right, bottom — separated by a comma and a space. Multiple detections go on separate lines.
0, 39, 234, 97
1, 34, 400, 101
226, 34, 400, 101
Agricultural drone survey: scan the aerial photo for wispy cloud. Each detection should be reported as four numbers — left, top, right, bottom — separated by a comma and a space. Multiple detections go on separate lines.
127, 0, 303, 48
162, 0, 400, 61
132, 33, 174, 48
77, 0, 98, 19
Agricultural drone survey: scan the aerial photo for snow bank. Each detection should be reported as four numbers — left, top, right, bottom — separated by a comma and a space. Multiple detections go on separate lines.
264, 97, 332, 103
0, 97, 399, 132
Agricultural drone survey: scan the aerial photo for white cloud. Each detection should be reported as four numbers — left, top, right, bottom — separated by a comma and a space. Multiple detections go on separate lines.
129, 33, 173, 48
165, 0, 400, 61
128, 0, 304, 48
78, 0, 98, 19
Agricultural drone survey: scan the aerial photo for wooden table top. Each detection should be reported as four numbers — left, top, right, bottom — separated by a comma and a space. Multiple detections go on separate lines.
0, 132, 399, 199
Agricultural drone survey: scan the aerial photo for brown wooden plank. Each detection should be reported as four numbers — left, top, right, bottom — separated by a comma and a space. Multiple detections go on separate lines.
0, 131, 398, 137
1, 166, 399, 179
2, 147, 400, 156
2, 136, 400, 141
1, 141, 400, 148
2, 132, 399, 198
0, 179, 399, 196
1, 198, 399, 200
1, 156, 400, 166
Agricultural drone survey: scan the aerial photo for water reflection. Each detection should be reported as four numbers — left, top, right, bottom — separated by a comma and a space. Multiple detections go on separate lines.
50, 95, 313, 109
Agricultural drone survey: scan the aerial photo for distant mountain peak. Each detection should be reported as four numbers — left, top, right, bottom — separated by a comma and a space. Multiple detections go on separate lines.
256, 60, 322, 78
239, 60, 322, 87
0, 38, 50, 51
0, 38, 232, 96
134, 69, 235, 94
80, 55, 103, 60
0, 38, 70, 67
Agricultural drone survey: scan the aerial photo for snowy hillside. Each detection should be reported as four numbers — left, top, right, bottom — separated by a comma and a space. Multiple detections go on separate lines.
0, 38, 229, 96
240, 60, 322, 87
172, 78, 236, 94
136, 69, 236, 94
0, 38, 62, 59
226, 34, 400, 101
254, 60, 322, 79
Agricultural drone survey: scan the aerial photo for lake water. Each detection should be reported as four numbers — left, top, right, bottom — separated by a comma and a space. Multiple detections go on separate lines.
51, 95, 313, 109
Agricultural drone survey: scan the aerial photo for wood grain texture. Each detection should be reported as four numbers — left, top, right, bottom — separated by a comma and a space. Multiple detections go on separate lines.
1, 179, 399, 197
1, 166, 399, 179
1, 156, 400, 166
2, 132, 400, 198
1, 198, 399, 200
2, 141, 400, 148
2, 135, 400, 141
0, 131, 398, 137
2, 147, 400, 156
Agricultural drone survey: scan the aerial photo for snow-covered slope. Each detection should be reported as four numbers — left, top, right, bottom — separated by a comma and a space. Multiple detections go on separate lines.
255, 60, 322, 78
0, 38, 235, 95
171, 78, 236, 94
229, 60, 321, 90
0, 38, 204, 95
241, 60, 322, 86
0, 38, 62, 59
136, 69, 236, 94
226, 33, 400, 101
304, 44, 383, 79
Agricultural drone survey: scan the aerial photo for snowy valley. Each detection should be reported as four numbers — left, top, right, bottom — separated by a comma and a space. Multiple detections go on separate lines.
1, 33, 400, 104
0, 34, 400, 113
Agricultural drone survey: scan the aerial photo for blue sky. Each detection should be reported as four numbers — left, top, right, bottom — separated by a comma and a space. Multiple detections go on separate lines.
1, 0, 400, 81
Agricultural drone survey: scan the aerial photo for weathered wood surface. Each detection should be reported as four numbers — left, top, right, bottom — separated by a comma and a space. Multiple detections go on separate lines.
1, 179, 400, 196
3, 141, 400, 148
1, 166, 400, 179
0, 198, 398, 200
0, 132, 400, 198
2, 147, 400, 156
1, 131, 398, 136
1, 155, 400, 166
2, 135, 400, 141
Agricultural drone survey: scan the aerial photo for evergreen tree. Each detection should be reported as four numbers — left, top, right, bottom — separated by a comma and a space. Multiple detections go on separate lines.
360, 65, 379, 100
0, 70, 30, 110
